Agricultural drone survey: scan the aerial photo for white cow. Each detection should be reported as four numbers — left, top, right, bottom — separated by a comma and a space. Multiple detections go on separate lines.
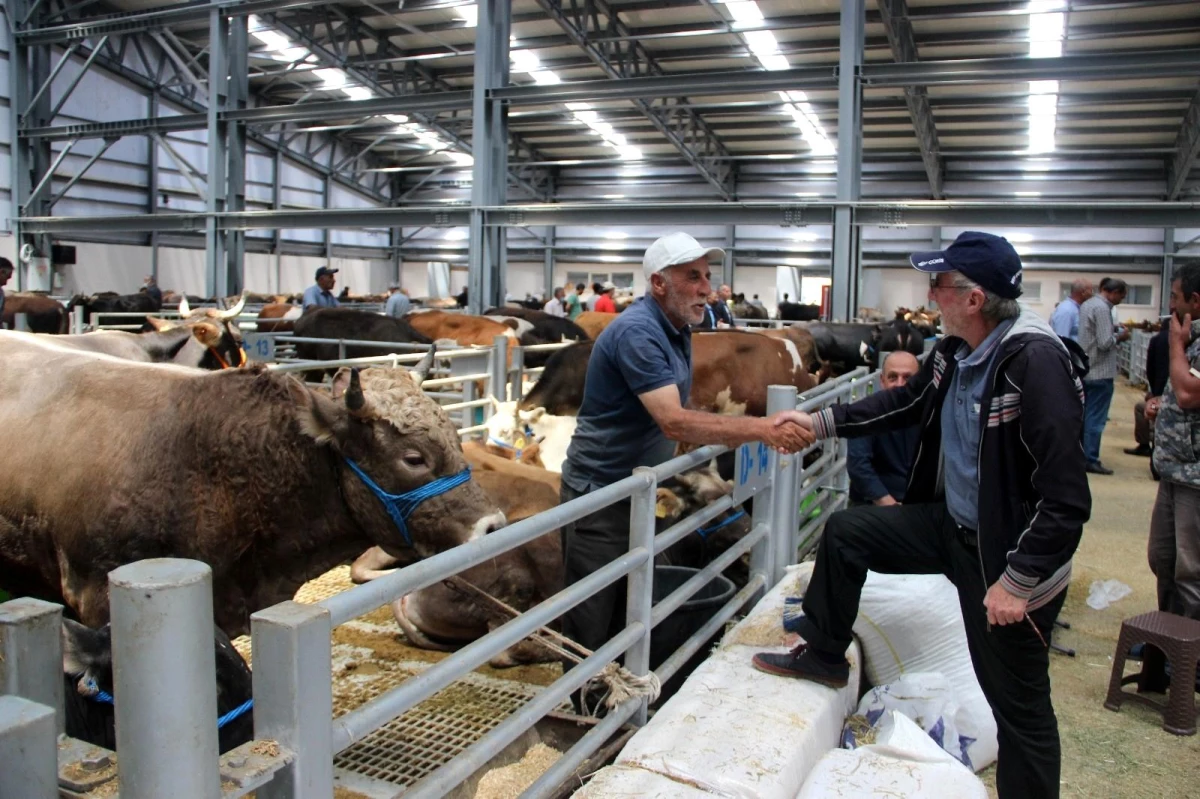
485, 397, 576, 473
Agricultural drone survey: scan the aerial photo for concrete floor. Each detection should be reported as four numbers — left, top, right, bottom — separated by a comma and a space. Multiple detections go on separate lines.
982, 381, 1200, 798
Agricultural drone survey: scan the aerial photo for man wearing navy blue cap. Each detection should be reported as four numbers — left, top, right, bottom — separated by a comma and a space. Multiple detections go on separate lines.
302, 266, 340, 310
752, 231, 1091, 799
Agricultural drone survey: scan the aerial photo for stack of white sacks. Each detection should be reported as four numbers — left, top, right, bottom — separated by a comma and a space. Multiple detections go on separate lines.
576, 563, 990, 798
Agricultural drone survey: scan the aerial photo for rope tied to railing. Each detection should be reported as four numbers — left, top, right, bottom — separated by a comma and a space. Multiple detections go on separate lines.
444, 576, 661, 713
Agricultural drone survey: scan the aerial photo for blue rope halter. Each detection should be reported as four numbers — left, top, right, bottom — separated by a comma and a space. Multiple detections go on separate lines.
695, 509, 746, 540
343, 458, 472, 547
83, 682, 253, 730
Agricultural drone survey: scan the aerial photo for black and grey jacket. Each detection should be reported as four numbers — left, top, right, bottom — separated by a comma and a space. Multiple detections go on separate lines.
812, 310, 1092, 610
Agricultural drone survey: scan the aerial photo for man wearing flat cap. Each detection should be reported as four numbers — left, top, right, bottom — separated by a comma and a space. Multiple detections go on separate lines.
560, 232, 815, 696
303, 266, 340, 311
754, 231, 1090, 799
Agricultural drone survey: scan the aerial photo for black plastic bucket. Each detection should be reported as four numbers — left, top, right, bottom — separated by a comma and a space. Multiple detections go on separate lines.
649, 566, 736, 700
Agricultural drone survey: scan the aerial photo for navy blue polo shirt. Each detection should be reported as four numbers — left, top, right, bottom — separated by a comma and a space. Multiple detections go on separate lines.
563, 296, 692, 491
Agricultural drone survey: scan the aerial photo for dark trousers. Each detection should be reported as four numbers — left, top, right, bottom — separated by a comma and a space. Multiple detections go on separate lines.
1082, 378, 1116, 465
559, 482, 631, 654
1134, 400, 1153, 449
793, 503, 1065, 799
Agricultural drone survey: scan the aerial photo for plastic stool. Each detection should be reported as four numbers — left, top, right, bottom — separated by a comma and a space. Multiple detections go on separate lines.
1104, 610, 1200, 736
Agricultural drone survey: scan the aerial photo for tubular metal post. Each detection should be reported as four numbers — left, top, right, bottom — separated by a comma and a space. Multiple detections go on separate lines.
751, 441, 778, 587
767, 385, 800, 578
72, 303, 84, 333
0, 696, 57, 799
337, 339, 347, 361
252, 601, 334, 799
13, 313, 30, 332
625, 468, 657, 727
509, 344, 525, 403
109, 559, 221, 799
0, 598, 64, 734
491, 334, 508, 404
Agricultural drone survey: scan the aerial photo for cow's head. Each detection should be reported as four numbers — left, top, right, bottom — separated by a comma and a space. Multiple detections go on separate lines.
656, 465, 752, 576
290, 358, 505, 556
144, 294, 247, 369
62, 619, 254, 752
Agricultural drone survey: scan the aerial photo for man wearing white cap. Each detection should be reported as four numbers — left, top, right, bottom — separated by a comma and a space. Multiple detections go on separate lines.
560, 232, 815, 696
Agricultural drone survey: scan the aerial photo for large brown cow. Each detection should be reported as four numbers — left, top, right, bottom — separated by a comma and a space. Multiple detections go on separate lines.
690, 330, 819, 415
519, 331, 818, 419
18, 295, 247, 370
757, 325, 822, 375
350, 465, 749, 666
404, 310, 517, 347
255, 302, 301, 333
2, 293, 66, 333
574, 311, 618, 339
0, 340, 505, 636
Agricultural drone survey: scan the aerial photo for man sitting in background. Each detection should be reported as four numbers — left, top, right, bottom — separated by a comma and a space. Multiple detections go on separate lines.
848, 351, 921, 506
384, 282, 411, 318
714, 284, 735, 326
142, 275, 163, 308
1049, 279, 1092, 341
302, 266, 340, 310
543, 287, 567, 317
1126, 322, 1171, 457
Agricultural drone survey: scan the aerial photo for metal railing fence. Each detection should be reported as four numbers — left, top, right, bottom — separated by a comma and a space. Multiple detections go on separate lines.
0, 365, 871, 798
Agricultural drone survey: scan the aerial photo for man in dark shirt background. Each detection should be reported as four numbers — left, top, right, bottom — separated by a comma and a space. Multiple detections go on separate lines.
1126, 322, 1171, 458
848, 351, 921, 506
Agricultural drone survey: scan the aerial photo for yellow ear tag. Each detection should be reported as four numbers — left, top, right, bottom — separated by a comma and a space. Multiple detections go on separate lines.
512, 435, 528, 450
655, 501, 669, 519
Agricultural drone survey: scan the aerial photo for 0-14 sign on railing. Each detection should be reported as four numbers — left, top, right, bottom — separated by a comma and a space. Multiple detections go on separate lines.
733, 440, 772, 504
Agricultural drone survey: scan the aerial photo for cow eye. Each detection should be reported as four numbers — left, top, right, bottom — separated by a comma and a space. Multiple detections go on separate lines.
402, 452, 426, 468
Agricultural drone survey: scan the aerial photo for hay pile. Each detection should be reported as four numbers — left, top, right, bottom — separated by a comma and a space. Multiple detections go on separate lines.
474, 743, 562, 799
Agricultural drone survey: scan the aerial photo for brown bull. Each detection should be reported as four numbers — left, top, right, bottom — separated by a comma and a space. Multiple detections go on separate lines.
403, 310, 517, 347
255, 302, 300, 333
3, 292, 66, 333
574, 311, 617, 339
688, 330, 819, 416
0, 339, 504, 636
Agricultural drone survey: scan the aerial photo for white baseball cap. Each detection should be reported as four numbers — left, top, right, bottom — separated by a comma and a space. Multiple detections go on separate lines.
642, 232, 725, 284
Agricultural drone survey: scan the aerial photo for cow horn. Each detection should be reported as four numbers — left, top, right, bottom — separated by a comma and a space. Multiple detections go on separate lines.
178, 295, 191, 317
345, 368, 366, 413
215, 293, 246, 320
412, 344, 436, 384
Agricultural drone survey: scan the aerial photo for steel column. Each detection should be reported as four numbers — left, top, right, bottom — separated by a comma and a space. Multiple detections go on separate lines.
0, 598, 64, 734
1163, 227, 1176, 315
724, 225, 735, 290
831, 0, 865, 322
543, 226, 556, 295
224, 14, 248, 295
205, 8, 228, 298
148, 92, 160, 277
468, 0, 511, 313
109, 559, 222, 798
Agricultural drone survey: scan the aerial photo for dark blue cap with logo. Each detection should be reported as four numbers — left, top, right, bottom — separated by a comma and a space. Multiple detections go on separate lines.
909, 231, 1023, 300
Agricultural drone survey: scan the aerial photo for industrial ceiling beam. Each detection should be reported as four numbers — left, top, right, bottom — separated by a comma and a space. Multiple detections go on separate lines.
1166, 85, 1200, 200
24, 200, 1200, 235
533, 0, 736, 200
877, 0, 943, 199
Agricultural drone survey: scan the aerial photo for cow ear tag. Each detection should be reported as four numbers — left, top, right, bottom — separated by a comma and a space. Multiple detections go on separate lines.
655, 501, 669, 519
